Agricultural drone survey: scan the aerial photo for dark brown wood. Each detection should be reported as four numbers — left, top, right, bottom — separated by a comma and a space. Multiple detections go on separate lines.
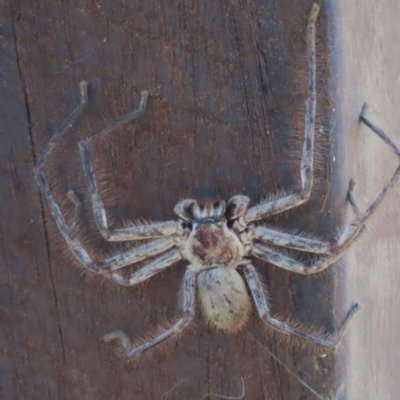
1, 0, 399, 399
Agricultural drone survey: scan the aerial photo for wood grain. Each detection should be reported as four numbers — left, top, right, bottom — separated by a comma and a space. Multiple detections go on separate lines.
1, 0, 398, 399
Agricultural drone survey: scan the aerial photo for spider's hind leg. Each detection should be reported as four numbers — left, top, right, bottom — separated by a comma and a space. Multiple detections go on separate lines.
103, 268, 196, 358
243, 263, 359, 349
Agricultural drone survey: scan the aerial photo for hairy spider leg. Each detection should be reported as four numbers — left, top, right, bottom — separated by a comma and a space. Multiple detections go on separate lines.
35, 172, 175, 273
103, 268, 196, 357
252, 180, 362, 254
242, 263, 359, 349
252, 106, 400, 269
34, 83, 178, 275
252, 227, 332, 254
79, 90, 180, 241
108, 249, 182, 286
252, 238, 363, 276
34, 81, 89, 170
245, 4, 319, 222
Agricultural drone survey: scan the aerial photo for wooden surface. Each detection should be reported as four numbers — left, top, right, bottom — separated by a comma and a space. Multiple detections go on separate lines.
333, 1, 400, 399
1, 0, 399, 399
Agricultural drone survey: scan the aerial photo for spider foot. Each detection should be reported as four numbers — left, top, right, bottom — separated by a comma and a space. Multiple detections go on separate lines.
348, 179, 356, 194
334, 303, 360, 345
103, 329, 134, 355
139, 90, 149, 110
347, 179, 361, 216
308, 3, 320, 26
360, 102, 368, 119
78, 81, 89, 104
359, 103, 400, 158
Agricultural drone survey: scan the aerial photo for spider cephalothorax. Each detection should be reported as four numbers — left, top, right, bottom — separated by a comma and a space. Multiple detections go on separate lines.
177, 198, 247, 269
33, 3, 400, 358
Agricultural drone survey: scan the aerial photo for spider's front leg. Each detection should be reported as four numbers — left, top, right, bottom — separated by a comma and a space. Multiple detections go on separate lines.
252, 105, 400, 274
245, 4, 320, 223
78, 89, 181, 242
104, 268, 196, 357
36, 171, 177, 274
34, 82, 181, 277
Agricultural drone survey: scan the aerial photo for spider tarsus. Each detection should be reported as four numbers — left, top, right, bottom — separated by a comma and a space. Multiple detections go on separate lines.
343, 303, 360, 325
139, 90, 149, 110
103, 329, 130, 345
347, 179, 363, 216
78, 80, 89, 104
345, 303, 360, 319
348, 179, 356, 193
360, 102, 368, 118
335, 303, 360, 345
103, 330, 138, 357
360, 104, 400, 159
308, 3, 320, 25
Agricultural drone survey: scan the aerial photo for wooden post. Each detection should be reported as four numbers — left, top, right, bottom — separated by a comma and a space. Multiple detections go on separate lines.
334, 1, 400, 398
1, 0, 399, 398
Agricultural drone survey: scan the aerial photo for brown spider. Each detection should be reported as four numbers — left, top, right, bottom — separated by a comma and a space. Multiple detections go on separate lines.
33, 4, 400, 358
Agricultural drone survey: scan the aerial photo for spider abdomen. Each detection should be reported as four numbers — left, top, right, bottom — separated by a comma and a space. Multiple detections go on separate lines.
197, 267, 251, 332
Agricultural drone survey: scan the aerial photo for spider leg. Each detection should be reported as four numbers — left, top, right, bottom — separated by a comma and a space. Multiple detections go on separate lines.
245, 4, 320, 223
35, 171, 176, 273
254, 136, 400, 257
34, 82, 181, 274
79, 90, 180, 241
347, 179, 362, 217
103, 268, 196, 357
357, 103, 400, 220
252, 181, 362, 254
360, 103, 400, 157
106, 249, 182, 286
34, 81, 89, 170
251, 237, 368, 275
242, 263, 359, 349
252, 226, 332, 254
253, 105, 400, 264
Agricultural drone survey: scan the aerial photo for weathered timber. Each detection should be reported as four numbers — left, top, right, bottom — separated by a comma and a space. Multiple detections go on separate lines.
1, 0, 399, 399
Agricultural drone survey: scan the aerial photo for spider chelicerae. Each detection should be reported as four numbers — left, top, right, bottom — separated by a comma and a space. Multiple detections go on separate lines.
33, 4, 400, 358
